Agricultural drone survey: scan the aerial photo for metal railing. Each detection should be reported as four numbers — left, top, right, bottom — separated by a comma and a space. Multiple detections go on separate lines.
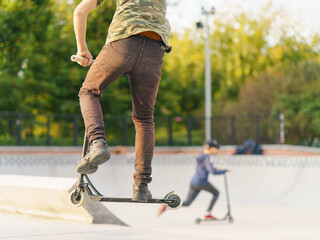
0, 111, 309, 147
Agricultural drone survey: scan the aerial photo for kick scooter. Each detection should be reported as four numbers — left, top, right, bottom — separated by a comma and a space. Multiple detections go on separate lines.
69, 132, 183, 210
195, 173, 234, 224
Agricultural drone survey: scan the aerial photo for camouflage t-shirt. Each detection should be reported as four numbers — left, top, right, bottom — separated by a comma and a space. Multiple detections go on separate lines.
97, 0, 171, 52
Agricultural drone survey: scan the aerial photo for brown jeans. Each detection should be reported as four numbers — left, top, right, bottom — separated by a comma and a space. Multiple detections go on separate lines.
79, 35, 165, 184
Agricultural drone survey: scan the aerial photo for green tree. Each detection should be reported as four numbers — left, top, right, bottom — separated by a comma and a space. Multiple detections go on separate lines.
1, 1, 320, 146
0, 0, 115, 114
272, 61, 320, 146
210, 11, 272, 100
156, 32, 205, 116
0, 0, 56, 112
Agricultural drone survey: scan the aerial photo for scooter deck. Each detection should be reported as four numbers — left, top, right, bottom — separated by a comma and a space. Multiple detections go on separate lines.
71, 188, 182, 208
70, 174, 183, 209
195, 214, 233, 224
88, 195, 174, 204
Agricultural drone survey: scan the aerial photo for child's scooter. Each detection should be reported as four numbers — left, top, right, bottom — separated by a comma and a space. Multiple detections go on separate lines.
195, 173, 234, 224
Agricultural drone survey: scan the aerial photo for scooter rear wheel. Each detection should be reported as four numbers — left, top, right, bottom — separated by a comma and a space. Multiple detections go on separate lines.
195, 218, 201, 224
70, 189, 85, 207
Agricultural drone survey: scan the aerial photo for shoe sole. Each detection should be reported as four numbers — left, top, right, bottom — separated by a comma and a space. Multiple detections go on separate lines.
77, 151, 110, 174
131, 197, 149, 202
132, 192, 152, 202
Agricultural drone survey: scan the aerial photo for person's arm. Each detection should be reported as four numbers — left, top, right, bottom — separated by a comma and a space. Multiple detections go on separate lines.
73, 0, 98, 67
204, 156, 227, 175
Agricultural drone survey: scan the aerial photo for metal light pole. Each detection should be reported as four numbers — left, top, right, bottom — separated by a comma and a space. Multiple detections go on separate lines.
201, 7, 215, 141
279, 113, 285, 144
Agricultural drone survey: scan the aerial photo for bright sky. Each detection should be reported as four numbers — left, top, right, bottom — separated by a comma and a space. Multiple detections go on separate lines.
166, 0, 320, 36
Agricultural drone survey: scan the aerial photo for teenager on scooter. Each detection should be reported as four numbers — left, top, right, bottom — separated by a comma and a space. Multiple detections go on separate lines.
73, 0, 171, 202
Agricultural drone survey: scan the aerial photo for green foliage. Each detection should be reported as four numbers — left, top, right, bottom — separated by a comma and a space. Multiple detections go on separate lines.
0, 0, 115, 114
211, 12, 272, 100
226, 60, 320, 146
156, 32, 204, 116
271, 62, 320, 145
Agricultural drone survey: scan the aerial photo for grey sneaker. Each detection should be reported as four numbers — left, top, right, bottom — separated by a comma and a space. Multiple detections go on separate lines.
77, 139, 111, 174
132, 183, 152, 202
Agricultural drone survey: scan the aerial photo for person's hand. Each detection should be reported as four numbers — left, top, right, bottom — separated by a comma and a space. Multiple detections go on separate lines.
76, 50, 93, 67
226, 169, 231, 173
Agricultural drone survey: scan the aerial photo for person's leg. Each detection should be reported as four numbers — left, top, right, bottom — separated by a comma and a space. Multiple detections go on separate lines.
182, 186, 200, 207
77, 41, 133, 174
202, 183, 220, 212
128, 36, 165, 200
79, 91, 106, 142
79, 43, 132, 142
128, 38, 164, 184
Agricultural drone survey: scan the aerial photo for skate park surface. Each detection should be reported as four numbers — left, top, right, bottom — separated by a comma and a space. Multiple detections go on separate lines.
0, 145, 320, 240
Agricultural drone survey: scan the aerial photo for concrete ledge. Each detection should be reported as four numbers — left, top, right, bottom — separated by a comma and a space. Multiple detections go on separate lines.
0, 175, 127, 225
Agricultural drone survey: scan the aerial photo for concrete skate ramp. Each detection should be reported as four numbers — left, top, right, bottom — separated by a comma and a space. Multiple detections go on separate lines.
61, 155, 319, 208
0, 175, 127, 225
1, 146, 320, 227
1, 154, 320, 208
206, 156, 320, 207
150, 155, 320, 207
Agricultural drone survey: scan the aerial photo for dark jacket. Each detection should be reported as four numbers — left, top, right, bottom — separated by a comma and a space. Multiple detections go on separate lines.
190, 153, 227, 186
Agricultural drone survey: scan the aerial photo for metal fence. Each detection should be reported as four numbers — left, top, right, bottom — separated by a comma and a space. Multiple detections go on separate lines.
0, 111, 287, 146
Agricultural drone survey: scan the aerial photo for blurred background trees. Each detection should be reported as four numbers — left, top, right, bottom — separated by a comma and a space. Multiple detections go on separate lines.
0, 0, 319, 146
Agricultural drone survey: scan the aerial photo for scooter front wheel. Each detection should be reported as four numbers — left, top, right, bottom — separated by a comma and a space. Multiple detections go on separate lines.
165, 192, 183, 209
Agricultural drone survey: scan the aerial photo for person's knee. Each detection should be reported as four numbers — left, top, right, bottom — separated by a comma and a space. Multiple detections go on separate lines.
215, 190, 220, 198
132, 115, 154, 127
182, 202, 190, 207
79, 88, 101, 98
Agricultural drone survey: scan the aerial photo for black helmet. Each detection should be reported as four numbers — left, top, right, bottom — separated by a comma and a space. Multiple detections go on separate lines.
204, 139, 220, 149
